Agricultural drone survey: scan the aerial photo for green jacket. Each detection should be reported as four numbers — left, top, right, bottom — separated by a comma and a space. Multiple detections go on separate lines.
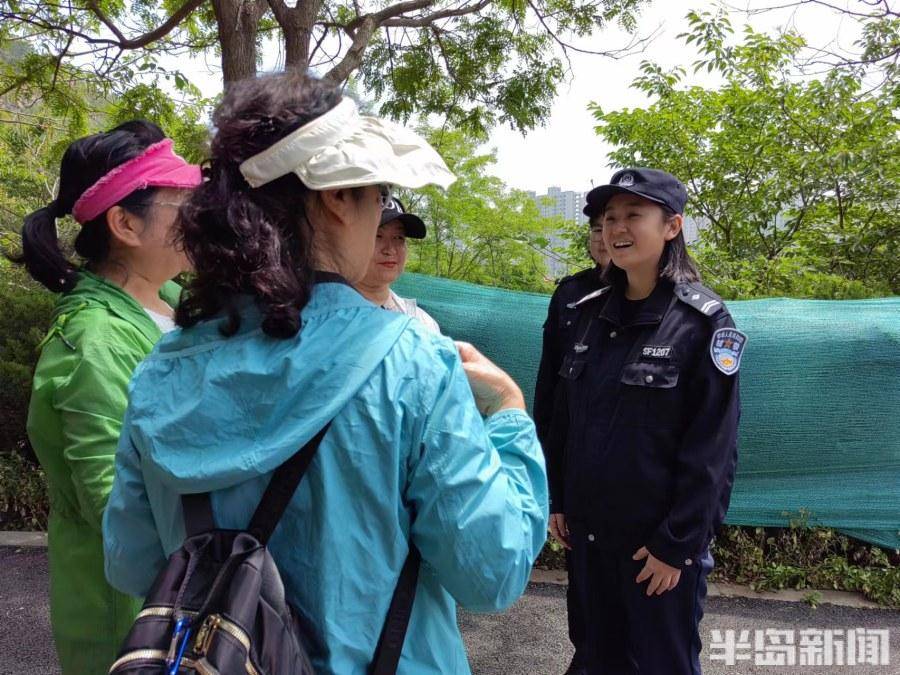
27, 271, 180, 674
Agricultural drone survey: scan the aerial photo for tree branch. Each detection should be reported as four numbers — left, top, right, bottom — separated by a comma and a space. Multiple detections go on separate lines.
381, 0, 492, 27
344, 0, 434, 32
741, 0, 897, 20
83, 0, 205, 49
526, 0, 660, 58
324, 15, 378, 82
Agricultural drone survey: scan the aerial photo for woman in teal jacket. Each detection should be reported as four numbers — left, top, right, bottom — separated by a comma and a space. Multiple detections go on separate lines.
103, 72, 548, 674
16, 120, 200, 673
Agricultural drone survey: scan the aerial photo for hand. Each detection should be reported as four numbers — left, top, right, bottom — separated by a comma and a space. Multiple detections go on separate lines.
455, 341, 525, 416
548, 513, 571, 550
633, 546, 681, 596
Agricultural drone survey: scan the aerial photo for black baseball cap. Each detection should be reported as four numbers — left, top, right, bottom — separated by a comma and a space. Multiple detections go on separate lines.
380, 197, 426, 239
583, 168, 687, 218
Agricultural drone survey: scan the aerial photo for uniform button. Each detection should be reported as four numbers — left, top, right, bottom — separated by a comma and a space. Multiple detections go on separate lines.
684, 558, 693, 566
645, 375, 654, 384
587, 534, 595, 542
609, 330, 617, 338
566, 320, 572, 326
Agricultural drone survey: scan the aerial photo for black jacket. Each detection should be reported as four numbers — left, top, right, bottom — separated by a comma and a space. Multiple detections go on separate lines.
552, 278, 741, 569
533, 267, 604, 478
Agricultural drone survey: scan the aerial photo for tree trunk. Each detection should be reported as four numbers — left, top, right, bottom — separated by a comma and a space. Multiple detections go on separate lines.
212, 0, 267, 85
268, 0, 323, 71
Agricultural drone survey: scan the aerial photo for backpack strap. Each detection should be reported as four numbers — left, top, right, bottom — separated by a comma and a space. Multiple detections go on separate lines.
182, 492, 216, 537
247, 422, 333, 544
370, 546, 421, 675
180, 423, 333, 540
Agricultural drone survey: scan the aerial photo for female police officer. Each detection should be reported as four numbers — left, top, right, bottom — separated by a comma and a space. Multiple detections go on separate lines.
534, 211, 610, 674
549, 168, 743, 674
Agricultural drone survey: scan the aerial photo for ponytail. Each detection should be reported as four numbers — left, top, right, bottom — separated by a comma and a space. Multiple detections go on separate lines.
20, 201, 79, 293
8, 120, 165, 293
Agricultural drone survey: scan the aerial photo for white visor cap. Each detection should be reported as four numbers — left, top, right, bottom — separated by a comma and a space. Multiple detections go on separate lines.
239, 98, 456, 191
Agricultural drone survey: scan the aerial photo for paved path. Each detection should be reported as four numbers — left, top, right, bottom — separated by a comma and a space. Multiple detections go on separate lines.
3, 546, 898, 674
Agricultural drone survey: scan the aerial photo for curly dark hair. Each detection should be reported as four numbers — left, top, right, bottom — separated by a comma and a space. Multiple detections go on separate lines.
175, 72, 344, 338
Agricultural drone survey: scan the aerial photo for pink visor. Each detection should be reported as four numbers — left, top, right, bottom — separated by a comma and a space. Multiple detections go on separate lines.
71, 139, 202, 224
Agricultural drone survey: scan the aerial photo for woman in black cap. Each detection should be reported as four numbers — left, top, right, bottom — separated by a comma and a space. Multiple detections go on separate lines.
548, 167, 744, 674
355, 197, 441, 333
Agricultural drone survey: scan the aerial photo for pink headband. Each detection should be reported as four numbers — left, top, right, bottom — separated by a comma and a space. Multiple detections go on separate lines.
71, 139, 202, 224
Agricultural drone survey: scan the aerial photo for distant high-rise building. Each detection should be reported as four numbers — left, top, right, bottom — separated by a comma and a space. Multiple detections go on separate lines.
531, 186, 589, 225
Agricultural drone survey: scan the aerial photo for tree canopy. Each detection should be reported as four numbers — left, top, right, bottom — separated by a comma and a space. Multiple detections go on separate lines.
402, 128, 565, 292
591, 10, 900, 298
1, 0, 651, 137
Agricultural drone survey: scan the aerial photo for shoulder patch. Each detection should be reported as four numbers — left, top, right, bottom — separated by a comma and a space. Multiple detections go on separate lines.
675, 283, 724, 317
710, 327, 747, 375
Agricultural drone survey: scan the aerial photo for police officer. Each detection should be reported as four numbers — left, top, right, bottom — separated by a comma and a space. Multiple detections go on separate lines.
534, 213, 610, 674
551, 168, 743, 675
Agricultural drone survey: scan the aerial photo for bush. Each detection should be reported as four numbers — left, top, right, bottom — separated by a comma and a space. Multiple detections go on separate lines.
0, 451, 48, 530
710, 520, 900, 608
693, 245, 889, 300
0, 264, 53, 531
0, 264, 55, 455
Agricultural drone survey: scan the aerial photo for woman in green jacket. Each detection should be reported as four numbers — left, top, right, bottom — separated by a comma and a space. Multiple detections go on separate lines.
16, 120, 201, 673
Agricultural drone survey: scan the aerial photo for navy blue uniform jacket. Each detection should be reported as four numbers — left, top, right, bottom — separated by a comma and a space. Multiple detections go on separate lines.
552, 278, 741, 569
533, 267, 605, 490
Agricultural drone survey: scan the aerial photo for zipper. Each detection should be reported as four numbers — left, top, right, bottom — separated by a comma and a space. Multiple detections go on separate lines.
112, 610, 257, 675
194, 614, 221, 656
135, 606, 198, 621
108, 649, 212, 674
193, 613, 258, 675
217, 616, 251, 652
109, 649, 168, 671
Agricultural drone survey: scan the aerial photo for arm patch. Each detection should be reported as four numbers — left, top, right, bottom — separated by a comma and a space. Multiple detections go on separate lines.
710, 327, 747, 375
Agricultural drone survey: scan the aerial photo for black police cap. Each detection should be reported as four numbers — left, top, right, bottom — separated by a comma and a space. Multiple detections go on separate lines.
583, 168, 687, 218
380, 197, 426, 239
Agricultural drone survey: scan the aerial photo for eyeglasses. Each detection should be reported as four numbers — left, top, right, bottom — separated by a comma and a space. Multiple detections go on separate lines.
378, 184, 393, 209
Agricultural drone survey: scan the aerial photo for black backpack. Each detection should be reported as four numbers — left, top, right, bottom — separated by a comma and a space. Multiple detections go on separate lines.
109, 423, 420, 674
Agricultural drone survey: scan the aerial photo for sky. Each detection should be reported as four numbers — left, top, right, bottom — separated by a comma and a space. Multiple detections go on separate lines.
168, 0, 867, 193
486, 0, 866, 193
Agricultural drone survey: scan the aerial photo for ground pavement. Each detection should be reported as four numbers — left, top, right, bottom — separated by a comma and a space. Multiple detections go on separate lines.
2, 546, 898, 674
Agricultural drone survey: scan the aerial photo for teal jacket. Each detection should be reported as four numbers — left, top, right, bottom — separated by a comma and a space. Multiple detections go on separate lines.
103, 279, 548, 674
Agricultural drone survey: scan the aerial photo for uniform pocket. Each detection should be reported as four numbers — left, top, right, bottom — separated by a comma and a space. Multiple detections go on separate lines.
619, 361, 679, 388
558, 356, 586, 381
617, 361, 682, 427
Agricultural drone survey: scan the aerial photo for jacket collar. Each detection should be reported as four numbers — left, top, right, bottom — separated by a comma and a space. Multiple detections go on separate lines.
599, 279, 674, 328
52, 270, 178, 345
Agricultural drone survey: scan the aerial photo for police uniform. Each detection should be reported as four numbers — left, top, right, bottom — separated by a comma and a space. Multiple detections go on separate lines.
554, 168, 744, 675
533, 265, 604, 672
534, 266, 605, 465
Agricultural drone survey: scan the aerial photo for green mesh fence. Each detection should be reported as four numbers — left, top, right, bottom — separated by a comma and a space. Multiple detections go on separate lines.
393, 273, 900, 550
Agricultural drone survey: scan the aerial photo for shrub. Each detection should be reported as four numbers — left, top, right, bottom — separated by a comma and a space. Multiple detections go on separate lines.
0, 264, 55, 455
710, 522, 900, 608
0, 451, 48, 530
